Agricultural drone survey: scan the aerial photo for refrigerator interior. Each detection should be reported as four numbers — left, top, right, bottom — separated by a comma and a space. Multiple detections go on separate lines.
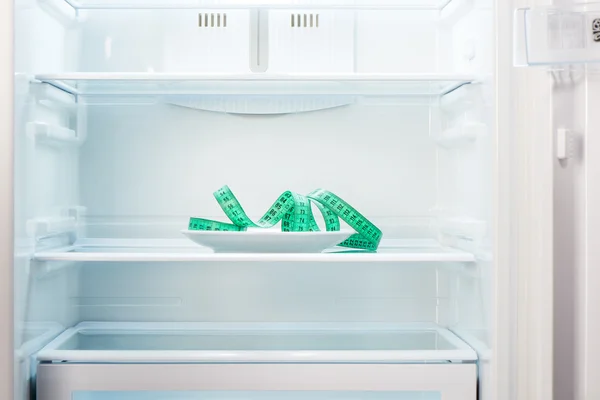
13, 0, 493, 398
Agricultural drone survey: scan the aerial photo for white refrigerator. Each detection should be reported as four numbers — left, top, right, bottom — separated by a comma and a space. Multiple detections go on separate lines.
2, 0, 598, 399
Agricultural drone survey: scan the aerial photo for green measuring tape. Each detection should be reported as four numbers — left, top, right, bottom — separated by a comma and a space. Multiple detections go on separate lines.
188, 186, 382, 251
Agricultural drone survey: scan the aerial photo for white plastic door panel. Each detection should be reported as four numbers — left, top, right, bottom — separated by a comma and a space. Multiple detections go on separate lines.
552, 47, 600, 400
499, 1, 555, 400
509, 0, 600, 399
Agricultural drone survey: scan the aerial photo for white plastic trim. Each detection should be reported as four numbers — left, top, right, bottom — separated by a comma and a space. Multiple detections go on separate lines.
168, 96, 354, 115
57, 0, 458, 10
37, 363, 477, 400
36, 322, 477, 363
32, 238, 476, 263
578, 66, 600, 400
26, 217, 77, 238
34, 83, 76, 109
37, 0, 77, 25
34, 72, 478, 96
15, 322, 64, 361
36, 72, 478, 81
26, 122, 80, 146
439, 0, 474, 27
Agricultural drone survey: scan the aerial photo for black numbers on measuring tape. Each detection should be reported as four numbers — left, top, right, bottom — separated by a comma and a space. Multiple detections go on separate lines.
201, 186, 382, 250
594, 19, 600, 42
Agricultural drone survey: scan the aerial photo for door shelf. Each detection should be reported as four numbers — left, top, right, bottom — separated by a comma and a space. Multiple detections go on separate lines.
35, 73, 476, 97
37, 322, 477, 363
61, 0, 455, 10
32, 239, 476, 263
515, 3, 600, 66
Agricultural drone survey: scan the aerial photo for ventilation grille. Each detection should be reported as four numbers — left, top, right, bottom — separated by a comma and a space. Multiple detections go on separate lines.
199, 13, 227, 28
291, 13, 319, 28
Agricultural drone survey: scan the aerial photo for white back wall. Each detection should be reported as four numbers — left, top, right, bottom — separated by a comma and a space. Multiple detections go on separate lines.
76, 9, 445, 74
80, 103, 437, 236
74, 262, 455, 324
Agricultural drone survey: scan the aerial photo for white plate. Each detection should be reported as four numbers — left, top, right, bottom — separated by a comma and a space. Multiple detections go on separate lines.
181, 229, 354, 253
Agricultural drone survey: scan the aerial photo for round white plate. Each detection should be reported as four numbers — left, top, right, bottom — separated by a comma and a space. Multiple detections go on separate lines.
181, 229, 354, 253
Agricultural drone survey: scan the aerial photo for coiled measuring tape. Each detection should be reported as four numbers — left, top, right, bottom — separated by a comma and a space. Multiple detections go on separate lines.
188, 186, 382, 251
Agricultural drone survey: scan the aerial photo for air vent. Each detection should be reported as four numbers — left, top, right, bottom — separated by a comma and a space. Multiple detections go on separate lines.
290, 13, 319, 28
198, 13, 227, 28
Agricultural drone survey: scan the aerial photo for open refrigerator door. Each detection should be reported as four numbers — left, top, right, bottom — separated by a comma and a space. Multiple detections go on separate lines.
513, 0, 600, 398
512, 0, 600, 399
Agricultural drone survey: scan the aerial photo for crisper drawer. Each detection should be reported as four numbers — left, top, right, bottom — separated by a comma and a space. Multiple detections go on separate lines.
36, 323, 477, 400
38, 364, 476, 400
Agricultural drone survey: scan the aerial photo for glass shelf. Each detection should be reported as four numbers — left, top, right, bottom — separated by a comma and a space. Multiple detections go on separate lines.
62, 0, 454, 10
514, 2, 600, 66
35, 73, 475, 97
37, 322, 478, 363
33, 239, 476, 263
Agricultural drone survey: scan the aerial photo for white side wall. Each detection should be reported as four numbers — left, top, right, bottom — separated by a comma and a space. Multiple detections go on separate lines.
436, 1, 494, 399
14, 3, 80, 400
